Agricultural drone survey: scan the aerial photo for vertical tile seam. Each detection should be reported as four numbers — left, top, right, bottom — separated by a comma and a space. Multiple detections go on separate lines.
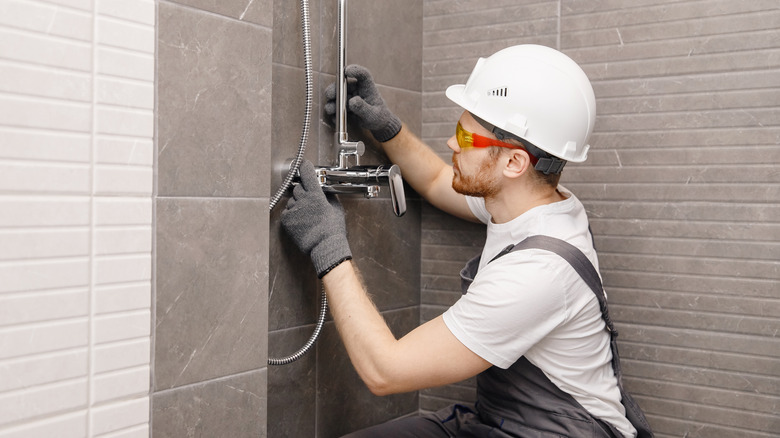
149, 0, 159, 432
88, 0, 97, 435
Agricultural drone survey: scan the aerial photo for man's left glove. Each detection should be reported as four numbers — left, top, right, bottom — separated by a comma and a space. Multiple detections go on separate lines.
281, 160, 352, 278
324, 65, 402, 142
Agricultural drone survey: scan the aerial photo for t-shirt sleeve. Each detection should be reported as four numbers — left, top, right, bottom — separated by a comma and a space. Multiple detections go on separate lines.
442, 251, 568, 369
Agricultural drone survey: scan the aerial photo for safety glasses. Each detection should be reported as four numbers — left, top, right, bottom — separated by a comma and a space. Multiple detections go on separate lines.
455, 122, 538, 165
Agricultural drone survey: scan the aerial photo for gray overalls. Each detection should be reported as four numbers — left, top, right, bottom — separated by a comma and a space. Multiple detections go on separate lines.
342, 236, 652, 438
439, 235, 652, 438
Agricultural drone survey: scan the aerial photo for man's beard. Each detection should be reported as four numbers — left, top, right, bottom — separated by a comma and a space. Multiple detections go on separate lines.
452, 155, 500, 198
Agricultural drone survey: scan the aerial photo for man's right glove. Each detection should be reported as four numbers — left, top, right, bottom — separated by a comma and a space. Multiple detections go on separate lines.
281, 161, 352, 278
325, 65, 402, 142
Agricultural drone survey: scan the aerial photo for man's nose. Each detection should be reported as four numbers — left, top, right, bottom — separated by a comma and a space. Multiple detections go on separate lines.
447, 135, 461, 153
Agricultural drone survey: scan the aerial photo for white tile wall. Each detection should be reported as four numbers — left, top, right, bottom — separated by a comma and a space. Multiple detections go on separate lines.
0, 0, 155, 436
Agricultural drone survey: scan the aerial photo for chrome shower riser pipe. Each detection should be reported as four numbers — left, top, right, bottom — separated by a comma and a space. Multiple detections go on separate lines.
335, 0, 364, 166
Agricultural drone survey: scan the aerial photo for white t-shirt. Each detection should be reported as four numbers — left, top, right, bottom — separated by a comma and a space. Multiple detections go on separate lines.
442, 187, 636, 437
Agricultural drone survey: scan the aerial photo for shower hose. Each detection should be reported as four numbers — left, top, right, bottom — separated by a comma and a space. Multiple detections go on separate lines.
267, 0, 327, 366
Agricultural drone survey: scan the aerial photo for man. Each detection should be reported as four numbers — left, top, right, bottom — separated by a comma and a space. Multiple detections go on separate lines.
281, 45, 639, 437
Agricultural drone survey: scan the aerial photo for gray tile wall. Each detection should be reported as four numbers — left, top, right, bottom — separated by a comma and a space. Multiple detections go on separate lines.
561, 2, 780, 436
154, 0, 272, 436
422, 1, 780, 437
268, 0, 423, 437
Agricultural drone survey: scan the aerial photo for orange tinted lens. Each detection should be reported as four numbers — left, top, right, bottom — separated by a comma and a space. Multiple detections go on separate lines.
456, 122, 474, 148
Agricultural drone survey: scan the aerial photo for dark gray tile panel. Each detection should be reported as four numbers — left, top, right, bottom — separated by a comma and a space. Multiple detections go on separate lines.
155, 197, 268, 390
267, 326, 318, 438
152, 369, 267, 438
158, 2, 271, 197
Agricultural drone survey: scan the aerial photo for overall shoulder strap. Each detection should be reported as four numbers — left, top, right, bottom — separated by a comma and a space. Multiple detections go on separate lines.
497, 236, 625, 381
504, 235, 618, 337
497, 235, 656, 437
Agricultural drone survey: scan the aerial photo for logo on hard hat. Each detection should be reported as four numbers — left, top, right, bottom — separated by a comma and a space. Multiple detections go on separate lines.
487, 87, 508, 97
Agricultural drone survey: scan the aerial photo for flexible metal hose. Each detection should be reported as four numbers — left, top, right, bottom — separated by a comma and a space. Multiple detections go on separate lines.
268, 286, 328, 366
268, 0, 328, 366
268, 0, 312, 212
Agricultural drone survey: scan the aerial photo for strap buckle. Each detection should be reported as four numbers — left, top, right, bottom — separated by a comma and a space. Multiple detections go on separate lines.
534, 157, 566, 175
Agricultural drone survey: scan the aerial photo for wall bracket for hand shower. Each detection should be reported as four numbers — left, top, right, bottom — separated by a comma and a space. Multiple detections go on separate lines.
315, 0, 406, 217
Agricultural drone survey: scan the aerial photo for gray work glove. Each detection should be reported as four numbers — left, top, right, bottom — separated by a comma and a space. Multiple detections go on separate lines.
325, 65, 402, 142
281, 160, 352, 278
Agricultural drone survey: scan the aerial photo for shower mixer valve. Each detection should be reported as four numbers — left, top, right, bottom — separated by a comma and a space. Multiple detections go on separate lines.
289, 161, 406, 217
315, 164, 406, 217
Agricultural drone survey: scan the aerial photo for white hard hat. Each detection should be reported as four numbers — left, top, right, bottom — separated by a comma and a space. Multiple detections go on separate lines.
446, 45, 596, 165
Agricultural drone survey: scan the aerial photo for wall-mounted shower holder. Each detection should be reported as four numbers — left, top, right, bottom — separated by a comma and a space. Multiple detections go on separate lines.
287, 161, 407, 217
337, 138, 364, 169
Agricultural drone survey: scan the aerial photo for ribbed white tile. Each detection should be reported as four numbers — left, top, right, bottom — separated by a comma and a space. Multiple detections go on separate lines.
94, 165, 153, 196
94, 255, 151, 286
93, 311, 150, 345
0, 196, 89, 227
0, 379, 87, 426
39, 0, 92, 12
0, 348, 87, 392
0, 258, 89, 294
90, 397, 149, 436
0, 95, 91, 133
0, 0, 154, 434
97, 16, 154, 54
0, 411, 86, 438
95, 227, 152, 256
94, 283, 150, 315
0, 319, 87, 360
97, 47, 153, 81
93, 339, 150, 374
98, 0, 155, 25
0, 28, 91, 71
96, 76, 153, 109
0, 161, 90, 195
0, 289, 88, 326
95, 137, 153, 166
0, 62, 91, 102
94, 424, 148, 438
94, 197, 152, 226
96, 106, 153, 138
92, 366, 149, 404
0, 0, 92, 41
0, 128, 90, 163
0, 229, 89, 261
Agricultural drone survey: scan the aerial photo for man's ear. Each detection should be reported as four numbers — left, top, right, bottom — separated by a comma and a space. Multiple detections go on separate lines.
503, 149, 532, 179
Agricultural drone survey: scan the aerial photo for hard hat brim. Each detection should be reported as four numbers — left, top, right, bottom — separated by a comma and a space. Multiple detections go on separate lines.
445, 84, 470, 112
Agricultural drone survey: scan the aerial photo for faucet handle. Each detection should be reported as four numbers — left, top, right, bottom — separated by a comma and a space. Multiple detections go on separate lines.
387, 164, 406, 217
